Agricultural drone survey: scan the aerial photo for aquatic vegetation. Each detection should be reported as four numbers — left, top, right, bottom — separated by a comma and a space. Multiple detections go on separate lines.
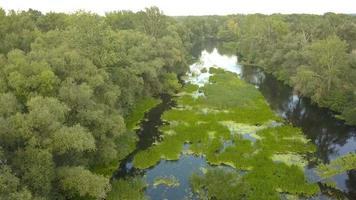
125, 97, 162, 130
133, 69, 319, 198
133, 147, 162, 169
190, 169, 246, 200
153, 175, 180, 188
220, 121, 264, 140
191, 164, 319, 200
255, 126, 316, 155
317, 153, 356, 178
272, 153, 308, 169
107, 177, 147, 200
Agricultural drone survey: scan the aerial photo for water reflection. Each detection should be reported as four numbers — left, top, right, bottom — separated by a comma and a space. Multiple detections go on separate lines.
116, 48, 356, 199
188, 47, 356, 198
238, 55, 356, 198
186, 48, 240, 86
145, 155, 207, 200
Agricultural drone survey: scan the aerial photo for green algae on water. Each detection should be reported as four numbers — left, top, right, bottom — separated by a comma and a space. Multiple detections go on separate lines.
317, 153, 356, 178
153, 175, 180, 188
133, 68, 320, 199
126, 97, 162, 130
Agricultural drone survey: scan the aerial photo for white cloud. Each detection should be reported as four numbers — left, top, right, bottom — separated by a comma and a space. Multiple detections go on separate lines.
1, 0, 355, 16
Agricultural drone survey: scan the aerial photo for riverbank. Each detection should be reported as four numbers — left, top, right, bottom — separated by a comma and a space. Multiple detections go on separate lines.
107, 48, 356, 200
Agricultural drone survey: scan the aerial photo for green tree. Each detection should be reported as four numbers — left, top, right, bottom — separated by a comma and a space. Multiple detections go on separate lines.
304, 35, 348, 93
50, 125, 96, 155
139, 7, 167, 38
13, 147, 54, 197
57, 166, 110, 199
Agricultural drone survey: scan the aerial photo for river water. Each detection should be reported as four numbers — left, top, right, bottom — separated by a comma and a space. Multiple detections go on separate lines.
115, 48, 356, 200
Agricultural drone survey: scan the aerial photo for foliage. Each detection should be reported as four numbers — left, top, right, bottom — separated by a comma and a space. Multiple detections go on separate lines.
0, 7, 189, 199
106, 177, 147, 200
1, 6, 355, 200
57, 166, 111, 199
125, 97, 161, 130
210, 13, 356, 126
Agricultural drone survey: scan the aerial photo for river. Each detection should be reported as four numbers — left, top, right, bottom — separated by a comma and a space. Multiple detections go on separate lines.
114, 48, 356, 200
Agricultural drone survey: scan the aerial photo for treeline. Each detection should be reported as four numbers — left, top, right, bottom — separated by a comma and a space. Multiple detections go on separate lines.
0, 7, 193, 199
184, 13, 356, 125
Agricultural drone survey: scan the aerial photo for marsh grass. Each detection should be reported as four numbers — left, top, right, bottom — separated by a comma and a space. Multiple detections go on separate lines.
133, 68, 320, 199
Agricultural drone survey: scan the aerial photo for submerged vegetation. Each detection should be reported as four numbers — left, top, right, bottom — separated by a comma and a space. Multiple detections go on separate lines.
317, 153, 356, 179
153, 175, 180, 188
133, 68, 319, 199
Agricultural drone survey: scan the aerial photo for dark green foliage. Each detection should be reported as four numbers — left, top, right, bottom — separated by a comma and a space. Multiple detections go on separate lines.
0, 7, 188, 199
0, 165, 32, 200
212, 13, 356, 126
1, 6, 355, 200
107, 177, 147, 200
57, 166, 110, 199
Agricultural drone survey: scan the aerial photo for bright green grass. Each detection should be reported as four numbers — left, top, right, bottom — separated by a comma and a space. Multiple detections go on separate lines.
126, 97, 162, 130
133, 68, 319, 199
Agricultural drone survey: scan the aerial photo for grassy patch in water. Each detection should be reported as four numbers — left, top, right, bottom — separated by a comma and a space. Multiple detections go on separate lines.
191, 165, 319, 200
202, 69, 268, 109
317, 153, 356, 179
107, 177, 147, 200
133, 147, 162, 169
255, 126, 316, 155
153, 175, 180, 188
126, 97, 161, 130
133, 69, 319, 198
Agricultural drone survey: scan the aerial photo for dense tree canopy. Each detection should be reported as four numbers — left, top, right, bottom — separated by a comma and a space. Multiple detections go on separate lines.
0, 6, 355, 199
0, 7, 190, 199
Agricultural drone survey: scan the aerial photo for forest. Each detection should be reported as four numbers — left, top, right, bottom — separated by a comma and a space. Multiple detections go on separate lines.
0, 6, 355, 200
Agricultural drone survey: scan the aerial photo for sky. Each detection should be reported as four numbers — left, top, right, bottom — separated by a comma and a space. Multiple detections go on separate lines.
1, 0, 355, 16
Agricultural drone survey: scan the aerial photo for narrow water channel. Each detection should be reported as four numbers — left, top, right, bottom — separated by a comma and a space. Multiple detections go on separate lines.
114, 48, 356, 200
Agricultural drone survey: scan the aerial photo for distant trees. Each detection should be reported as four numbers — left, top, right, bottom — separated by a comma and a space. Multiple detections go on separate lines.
205, 13, 356, 126
293, 35, 350, 111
